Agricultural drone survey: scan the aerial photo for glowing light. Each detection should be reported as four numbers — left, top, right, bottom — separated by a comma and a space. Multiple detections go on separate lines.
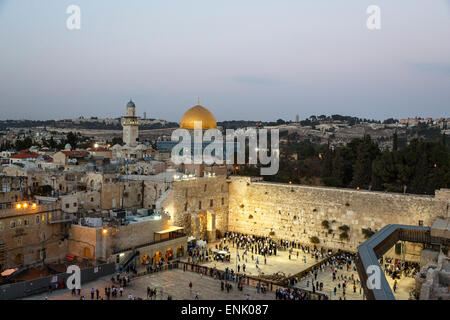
23, 203, 28, 209
356, 186, 360, 190
102, 228, 108, 235
31, 203, 37, 209
16, 203, 22, 209
94, 143, 99, 148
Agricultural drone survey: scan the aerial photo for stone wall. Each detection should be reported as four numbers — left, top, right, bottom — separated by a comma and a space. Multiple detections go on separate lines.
227, 177, 449, 253
161, 176, 229, 238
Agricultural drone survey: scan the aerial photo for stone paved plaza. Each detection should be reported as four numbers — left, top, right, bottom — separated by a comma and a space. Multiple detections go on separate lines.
187, 242, 327, 278
183, 242, 416, 301
25, 269, 276, 301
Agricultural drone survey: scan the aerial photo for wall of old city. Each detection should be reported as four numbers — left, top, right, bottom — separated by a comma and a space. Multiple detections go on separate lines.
161, 176, 229, 238
227, 177, 449, 256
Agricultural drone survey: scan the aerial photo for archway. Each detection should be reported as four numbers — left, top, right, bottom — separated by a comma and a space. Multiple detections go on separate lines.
140, 254, 150, 265
84, 247, 92, 259
153, 251, 162, 264
191, 210, 216, 241
14, 253, 24, 266
165, 248, 174, 261
176, 245, 184, 258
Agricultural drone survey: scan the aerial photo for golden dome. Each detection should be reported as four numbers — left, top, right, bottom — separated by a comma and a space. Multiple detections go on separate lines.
180, 105, 217, 130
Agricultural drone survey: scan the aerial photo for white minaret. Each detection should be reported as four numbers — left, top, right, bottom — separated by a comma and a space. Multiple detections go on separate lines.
121, 99, 139, 147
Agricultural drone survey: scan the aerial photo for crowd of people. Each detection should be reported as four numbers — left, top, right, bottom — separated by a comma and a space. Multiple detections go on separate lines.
68, 273, 132, 300
382, 258, 419, 280
276, 287, 328, 300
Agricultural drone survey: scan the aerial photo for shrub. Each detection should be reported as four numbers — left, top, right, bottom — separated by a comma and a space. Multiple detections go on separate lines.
321, 220, 330, 229
362, 228, 375, 239
269, 231, 275, 236
248, 214, 253, 219
339, 232, 349, 240
310, 236, 320, 244
339, 225, 350, 232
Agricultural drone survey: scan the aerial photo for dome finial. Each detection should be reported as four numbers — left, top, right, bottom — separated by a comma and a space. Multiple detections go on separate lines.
197, 96, 200, 105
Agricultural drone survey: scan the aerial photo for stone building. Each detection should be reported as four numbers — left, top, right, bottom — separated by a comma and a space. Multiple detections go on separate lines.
0, 200, 72, 269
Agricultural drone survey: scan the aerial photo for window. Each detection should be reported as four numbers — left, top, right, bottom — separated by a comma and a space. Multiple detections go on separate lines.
65, 203, 70, 209
17, 237, 23, 246
184, 202, 188, 212
221, 197, 224, 205
10, 221, 16, 229
17, 219, 22, 226
35, 215, 40, 224
210, 199, 213, 207
73, 203, 77, 207
91, 197, 94, 202
24, 219, 29, 227
0, 221, 3, 231
204, 184, 207, 192
199, 201, 202, 210
419, 220, 423, 226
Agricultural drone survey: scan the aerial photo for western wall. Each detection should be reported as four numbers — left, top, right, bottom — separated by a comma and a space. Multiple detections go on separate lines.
227, 177, 449, 260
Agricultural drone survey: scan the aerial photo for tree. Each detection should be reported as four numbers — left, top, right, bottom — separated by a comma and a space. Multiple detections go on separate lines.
392, 129, 398, 152
66, 132, 78, 149
351, 135, 380, 189
15, 137, 33, 151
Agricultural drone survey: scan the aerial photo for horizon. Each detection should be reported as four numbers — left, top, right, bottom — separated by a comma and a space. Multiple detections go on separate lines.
1, 1, 450, 122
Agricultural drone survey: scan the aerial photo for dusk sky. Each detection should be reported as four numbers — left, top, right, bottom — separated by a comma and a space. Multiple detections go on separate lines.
0, 0, 449, 122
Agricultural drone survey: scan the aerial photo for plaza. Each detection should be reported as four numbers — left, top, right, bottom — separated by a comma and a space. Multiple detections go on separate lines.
24, 269, 275, 301
189, 241, 327, 279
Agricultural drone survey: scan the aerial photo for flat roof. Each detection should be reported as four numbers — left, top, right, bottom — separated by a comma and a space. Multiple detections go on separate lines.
154, 226, 184, 234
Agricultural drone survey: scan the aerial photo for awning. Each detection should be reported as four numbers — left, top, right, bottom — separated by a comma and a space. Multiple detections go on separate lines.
1, 268, 18, 277
154, 226, 184, 234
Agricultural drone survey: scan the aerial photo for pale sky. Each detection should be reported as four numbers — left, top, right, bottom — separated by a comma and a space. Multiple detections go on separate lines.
0, 0, 449, 122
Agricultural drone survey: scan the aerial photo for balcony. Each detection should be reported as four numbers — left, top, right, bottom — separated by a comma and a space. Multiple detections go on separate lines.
48, 214, 74, 224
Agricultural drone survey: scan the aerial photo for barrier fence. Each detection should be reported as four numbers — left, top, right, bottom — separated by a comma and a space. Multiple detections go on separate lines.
0, 262, 116, 300
177, 261, 327, 300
